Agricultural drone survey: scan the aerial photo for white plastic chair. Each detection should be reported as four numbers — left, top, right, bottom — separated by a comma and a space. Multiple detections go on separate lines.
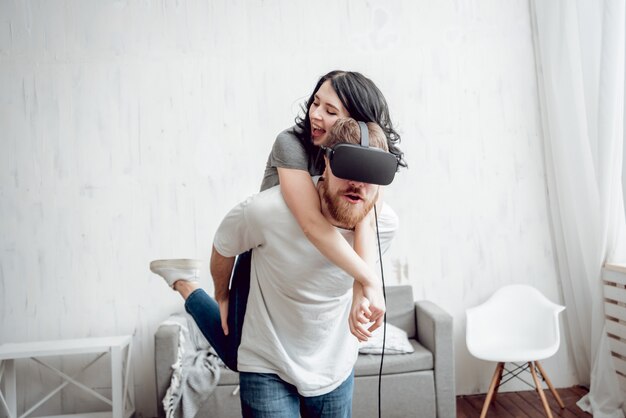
466, 284, 566, 418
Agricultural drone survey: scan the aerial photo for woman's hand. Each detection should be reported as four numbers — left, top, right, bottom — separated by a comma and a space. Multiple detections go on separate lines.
349, 282, 385, 341
362, 282, 385, 331
349, 282, 371, 341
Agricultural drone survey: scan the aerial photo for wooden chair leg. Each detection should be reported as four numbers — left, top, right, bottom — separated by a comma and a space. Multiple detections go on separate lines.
490, 362, 505, 405
530, 361, 553, 418
480, 362, 504, 418
535, 360, 565, 408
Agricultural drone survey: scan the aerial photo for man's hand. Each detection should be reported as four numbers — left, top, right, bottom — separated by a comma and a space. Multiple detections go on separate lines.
218, 297, 229, 336
211, 245, 235, 336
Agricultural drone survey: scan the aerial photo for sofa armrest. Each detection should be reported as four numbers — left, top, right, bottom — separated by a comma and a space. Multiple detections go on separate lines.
415, 301, 456, 418
155, 323, 181, 418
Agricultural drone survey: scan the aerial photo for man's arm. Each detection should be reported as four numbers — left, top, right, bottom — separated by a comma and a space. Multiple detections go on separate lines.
212, 191, 267, 335
210, 245, 235, 335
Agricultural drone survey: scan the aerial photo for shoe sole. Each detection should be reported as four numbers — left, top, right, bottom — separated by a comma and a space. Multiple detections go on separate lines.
150, 259, 203, 273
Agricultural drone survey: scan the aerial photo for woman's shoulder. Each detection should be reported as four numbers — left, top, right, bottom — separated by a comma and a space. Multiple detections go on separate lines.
274, 125, 304, 147
260, 125, 310, 191
271, 126, 308, 160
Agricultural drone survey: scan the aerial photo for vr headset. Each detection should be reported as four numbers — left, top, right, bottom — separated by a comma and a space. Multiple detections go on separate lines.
323, 121, 399, 186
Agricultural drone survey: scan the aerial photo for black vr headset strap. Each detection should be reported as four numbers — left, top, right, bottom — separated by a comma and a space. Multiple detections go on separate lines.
358, 121, 369, 147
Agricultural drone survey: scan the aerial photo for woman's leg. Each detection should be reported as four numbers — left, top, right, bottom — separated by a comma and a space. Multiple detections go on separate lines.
227, 250, 252, 356
178, 250, 252, 371
183, 286, 238, 370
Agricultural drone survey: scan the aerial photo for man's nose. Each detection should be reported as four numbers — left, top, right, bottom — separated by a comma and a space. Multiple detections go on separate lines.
348, 179, 365, 188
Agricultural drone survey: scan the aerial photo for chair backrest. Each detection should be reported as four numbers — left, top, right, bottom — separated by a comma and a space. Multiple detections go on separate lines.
466, 284, 565, 360
385, 285, 416, 338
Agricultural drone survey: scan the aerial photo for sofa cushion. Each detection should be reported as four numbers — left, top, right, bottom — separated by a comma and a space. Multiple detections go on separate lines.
385, 285, 417, 338
216, 339, 432, 385
355, 340, 433, 376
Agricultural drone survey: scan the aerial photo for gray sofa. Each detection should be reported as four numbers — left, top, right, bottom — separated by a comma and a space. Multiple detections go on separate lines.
155, 285, 455, 417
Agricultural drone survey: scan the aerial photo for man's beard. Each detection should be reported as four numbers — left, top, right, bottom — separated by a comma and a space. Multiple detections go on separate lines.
320, 180, 377, 229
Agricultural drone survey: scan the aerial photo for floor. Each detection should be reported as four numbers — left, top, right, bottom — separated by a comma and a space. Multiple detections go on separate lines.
456, 386, 591, 417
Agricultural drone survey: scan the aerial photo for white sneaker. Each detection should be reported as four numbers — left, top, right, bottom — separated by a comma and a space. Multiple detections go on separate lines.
150, 259, 202, 289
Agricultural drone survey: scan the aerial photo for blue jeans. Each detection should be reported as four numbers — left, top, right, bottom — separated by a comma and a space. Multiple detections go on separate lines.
239, 371, 354, 418
184, 250, 251, 371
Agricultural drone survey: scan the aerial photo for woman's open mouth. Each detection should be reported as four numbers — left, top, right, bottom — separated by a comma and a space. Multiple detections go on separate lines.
312, 126, 326, 138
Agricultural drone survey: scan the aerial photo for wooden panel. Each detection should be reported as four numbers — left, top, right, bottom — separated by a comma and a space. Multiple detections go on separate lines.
608, 336, 626, 358
612, 355, 626, 376
456, 387, 591, 418
618, 373, 626, 393
604, 284, 626, 304
603, 267, 626, 286
605, 303, 626, 322
607, 319, 626, 339
604, 264, 626, 274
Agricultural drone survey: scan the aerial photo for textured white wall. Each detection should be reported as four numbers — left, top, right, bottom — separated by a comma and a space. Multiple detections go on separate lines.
0, 0, 578, 416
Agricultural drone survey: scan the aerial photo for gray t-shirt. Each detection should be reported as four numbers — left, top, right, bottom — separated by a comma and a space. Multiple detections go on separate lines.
259, 127, 324, 191
213, 182, 399, 396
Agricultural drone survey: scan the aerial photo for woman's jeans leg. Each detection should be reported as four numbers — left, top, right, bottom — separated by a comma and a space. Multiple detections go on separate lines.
184, 250, 252, 371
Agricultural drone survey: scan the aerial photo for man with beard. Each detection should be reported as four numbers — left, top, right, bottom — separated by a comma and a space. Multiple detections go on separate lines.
160, 118, 398, 418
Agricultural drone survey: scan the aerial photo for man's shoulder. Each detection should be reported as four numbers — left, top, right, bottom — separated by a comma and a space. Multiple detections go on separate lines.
378, 202, 399, 231
374, 202, 399, 249
242, 186, 290, 221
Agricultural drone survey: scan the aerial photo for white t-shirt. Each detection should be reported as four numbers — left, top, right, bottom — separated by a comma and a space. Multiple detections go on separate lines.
213, 183, 398, 397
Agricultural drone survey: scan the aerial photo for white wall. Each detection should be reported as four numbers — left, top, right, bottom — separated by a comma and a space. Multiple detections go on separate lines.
0, 0, 578, 416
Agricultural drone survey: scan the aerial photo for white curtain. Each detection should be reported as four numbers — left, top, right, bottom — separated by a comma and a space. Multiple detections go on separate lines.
531, 1, 626, 417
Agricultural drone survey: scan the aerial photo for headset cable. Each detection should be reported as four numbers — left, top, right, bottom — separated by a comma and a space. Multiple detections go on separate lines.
374, 204, 387, 418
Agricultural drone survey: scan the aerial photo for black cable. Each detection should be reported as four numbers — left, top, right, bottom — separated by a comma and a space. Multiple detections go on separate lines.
374, 204, 387, 418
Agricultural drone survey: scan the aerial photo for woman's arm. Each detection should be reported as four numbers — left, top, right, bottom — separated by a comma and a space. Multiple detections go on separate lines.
278, 167, 385, 324
350, 198, 387, 340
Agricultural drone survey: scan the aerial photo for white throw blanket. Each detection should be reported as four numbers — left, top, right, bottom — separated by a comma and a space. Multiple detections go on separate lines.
162, 314, 222, 418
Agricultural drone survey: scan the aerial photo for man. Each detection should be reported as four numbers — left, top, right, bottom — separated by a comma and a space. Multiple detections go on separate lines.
153, 118, 397, 417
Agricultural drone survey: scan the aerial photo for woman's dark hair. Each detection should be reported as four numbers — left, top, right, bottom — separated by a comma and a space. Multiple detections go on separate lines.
294, 70, 406, 169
